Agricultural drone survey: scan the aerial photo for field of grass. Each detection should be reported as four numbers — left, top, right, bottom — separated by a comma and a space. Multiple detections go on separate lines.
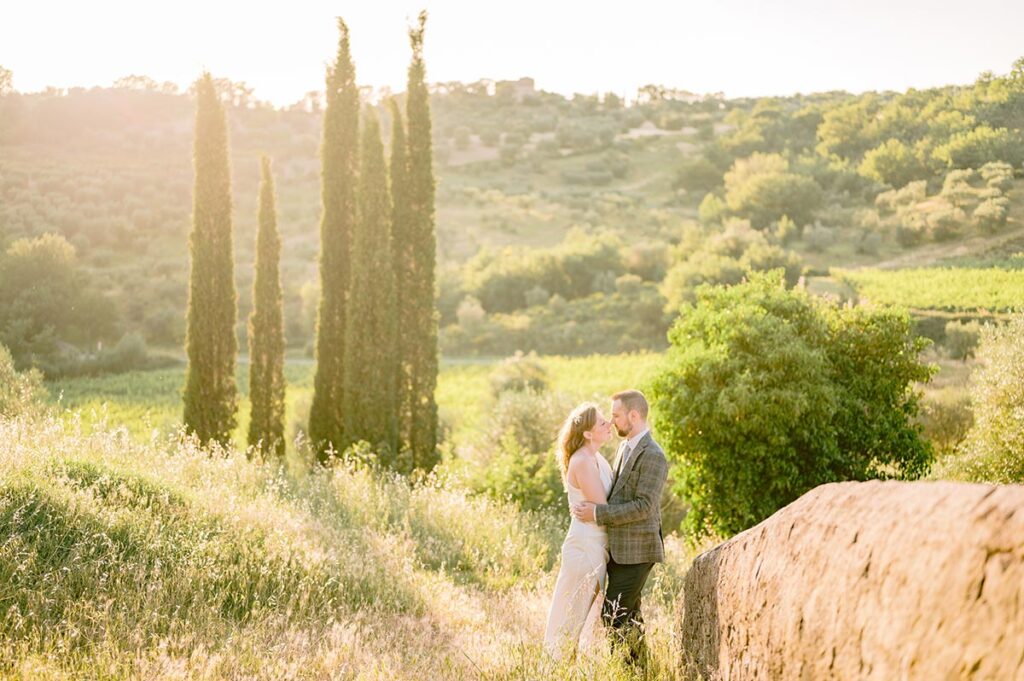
0, 412, 697, 679
834, 267, 1024, 311
48, 353, 667, 452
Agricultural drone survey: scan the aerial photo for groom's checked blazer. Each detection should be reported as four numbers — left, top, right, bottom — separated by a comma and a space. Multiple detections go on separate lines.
594, 431, 669, 564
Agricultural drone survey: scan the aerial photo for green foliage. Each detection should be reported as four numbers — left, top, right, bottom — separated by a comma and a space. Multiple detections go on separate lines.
943, 319, 982, 360
651, 271, 934, 537
463, 229, 626, 313
858, 138, 924, 187
972, 197, 1010, 232
918, 389, 973, 459
247, 157, 286, 458
309, 20, 360, 460
182, 73, 238, 447
661, 220, 803, 312
344, 108, 399, 458
980, 160, 1015, 191
724, 153, 823, 228
489, 350, 549, 397
405, 11, 440, 471
837, 267, 1024, 311
441, 284, 670, 356
936, 316, 1024, 482
0, 344, 46, 418
0, 233, 118, 373
932, 126, 1024, 169
449, 388, 570, 512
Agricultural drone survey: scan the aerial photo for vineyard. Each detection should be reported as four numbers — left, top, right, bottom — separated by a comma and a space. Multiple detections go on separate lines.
835, 267, 1024, 312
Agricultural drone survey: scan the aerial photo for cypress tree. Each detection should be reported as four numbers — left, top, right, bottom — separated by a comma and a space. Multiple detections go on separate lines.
183, 72, 238, 447
389, 97, 414, 459
343, 108, 398, 455
247, 155, 286, 458
405, 11, 440, 470
308, 19, 360, 461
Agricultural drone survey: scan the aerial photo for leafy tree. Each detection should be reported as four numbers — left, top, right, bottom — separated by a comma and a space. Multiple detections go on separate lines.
651, 271, 934, 537
859, 138, 923, 187
940, 316, 1024, 482
247, 156, 286, 458
343, 107, 398, 456
0, 234, 117, 371
183, 72, 238, 447
932, 125, 1024, 169
724, 153, 823, 228
309, 19, 360, 460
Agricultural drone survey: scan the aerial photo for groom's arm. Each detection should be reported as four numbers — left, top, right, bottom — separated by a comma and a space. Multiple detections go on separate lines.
594, 450, 668, 527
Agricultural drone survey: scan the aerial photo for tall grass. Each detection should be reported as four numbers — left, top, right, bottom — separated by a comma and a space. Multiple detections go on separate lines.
0, 413, 693, 679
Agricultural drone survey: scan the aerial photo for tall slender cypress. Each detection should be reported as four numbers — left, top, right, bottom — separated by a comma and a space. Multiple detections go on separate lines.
308, 19, 360, 461
183, 72, 238, 447
247, 155, 286, 458
389, 97, 414, 458
405, 11, 440, 470
343, 108, 398, 456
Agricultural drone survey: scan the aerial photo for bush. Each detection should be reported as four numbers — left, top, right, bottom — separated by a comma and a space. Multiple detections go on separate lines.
0, 344, 47, 418
454, 389, 572, 512
943, 320, 982, 360
980, 160, 1014, 191
859, 138, 923, 187
489, 351, 549, 397
940, 316, 1024, 482
918, 389, 973, 458
972, 197, 1010, 233
650, 271, 934, 538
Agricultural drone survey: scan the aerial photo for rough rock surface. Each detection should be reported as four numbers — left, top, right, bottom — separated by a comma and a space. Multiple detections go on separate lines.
680, 481, 1024, 680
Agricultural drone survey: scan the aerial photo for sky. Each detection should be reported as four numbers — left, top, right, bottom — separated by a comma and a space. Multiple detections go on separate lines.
2, 1, 1023, 106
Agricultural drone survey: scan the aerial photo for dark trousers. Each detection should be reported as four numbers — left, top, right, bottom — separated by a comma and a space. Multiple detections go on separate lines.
602, 558, 654, 664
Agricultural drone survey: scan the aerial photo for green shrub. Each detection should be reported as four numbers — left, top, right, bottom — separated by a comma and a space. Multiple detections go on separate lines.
651, 271, 934, 538
943, 320, 982, 360
972, 197, 1010, 233
489, 351, 549, 397
939, 316, 1024, 482
918, 389, 973, 458
453, 389, 571, 512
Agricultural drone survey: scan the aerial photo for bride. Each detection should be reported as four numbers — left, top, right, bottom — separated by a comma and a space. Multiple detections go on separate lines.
543, 402, 614, 659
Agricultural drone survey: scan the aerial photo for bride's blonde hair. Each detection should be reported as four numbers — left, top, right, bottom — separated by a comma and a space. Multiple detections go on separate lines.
556, 402, 598, 482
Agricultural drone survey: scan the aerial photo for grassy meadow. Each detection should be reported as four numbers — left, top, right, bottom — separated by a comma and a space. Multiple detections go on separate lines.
47, 353, 666, 453
0, 402, 697, 680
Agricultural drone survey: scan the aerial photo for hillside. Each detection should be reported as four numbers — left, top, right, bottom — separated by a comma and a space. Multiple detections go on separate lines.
0, 412, 693, 679
2, 60, 1024, 362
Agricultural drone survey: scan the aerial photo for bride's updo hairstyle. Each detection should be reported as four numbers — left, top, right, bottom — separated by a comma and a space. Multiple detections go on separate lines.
556, 402, 598, 483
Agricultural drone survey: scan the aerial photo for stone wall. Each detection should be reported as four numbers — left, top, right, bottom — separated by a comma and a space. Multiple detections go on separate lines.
680, 481, 1024, 680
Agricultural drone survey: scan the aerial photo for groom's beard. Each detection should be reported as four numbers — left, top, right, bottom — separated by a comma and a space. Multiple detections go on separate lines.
616, 426, 629, 437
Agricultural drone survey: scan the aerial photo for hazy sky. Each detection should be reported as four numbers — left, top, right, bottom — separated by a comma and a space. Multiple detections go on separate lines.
3, 1, 1022, 106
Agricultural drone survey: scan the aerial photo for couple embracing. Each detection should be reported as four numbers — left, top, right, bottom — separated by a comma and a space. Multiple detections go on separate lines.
544, 389, 669, 665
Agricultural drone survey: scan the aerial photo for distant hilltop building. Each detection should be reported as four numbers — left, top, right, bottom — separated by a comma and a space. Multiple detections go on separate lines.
495, 77, 536, 102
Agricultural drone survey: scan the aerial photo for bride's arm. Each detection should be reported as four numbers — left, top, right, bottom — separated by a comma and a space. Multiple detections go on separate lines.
567, 457, 607, 506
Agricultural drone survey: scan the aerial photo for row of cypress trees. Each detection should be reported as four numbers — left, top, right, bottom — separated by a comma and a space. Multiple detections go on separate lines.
309, 13, 439, 472
182, 15, 438, 472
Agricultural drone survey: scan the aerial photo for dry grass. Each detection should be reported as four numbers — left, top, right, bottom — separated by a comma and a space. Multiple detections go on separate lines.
0, 413, 696, 680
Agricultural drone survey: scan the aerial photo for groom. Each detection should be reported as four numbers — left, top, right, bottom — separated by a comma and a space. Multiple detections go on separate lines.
571, 389, 668, 665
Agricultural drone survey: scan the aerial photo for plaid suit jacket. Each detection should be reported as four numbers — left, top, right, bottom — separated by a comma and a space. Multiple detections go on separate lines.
594, 431, 668, 564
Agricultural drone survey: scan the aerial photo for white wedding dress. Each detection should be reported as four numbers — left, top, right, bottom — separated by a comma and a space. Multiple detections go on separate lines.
543, 451, 614, 658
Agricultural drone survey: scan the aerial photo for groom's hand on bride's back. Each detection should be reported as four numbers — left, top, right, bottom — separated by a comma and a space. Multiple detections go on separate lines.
571, 502, 596, 522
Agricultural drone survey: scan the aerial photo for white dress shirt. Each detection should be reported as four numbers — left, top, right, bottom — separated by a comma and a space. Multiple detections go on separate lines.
620, 427, 649, 471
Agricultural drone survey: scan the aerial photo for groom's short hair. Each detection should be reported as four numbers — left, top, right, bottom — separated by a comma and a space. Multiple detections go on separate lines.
612, 389, 649, 419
